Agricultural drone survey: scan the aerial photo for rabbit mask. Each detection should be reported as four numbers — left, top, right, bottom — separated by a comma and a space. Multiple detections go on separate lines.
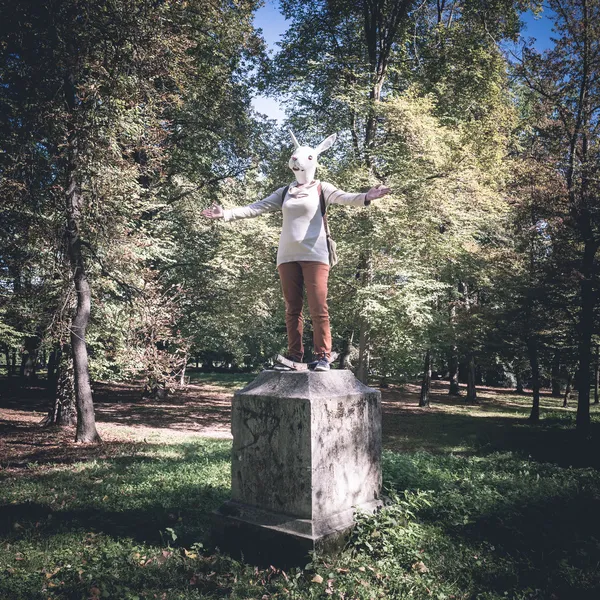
288, 130, 337, 185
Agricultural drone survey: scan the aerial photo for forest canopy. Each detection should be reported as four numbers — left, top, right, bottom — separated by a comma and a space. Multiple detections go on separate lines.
1, 0, 599, 440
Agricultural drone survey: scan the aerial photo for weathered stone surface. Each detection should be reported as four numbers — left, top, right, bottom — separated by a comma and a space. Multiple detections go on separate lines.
213, 370, 382, 564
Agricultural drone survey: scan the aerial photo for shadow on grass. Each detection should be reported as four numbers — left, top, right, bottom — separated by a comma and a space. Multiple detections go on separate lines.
382, 449, 600, 598
0, 421, 127, 472
0, 492, 225, 547
460, 491, 600, 599
0, 442, 231, 547
382, 385, 600, 468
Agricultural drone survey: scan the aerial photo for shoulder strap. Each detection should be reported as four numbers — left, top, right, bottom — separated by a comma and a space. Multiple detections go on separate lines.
280, 184, 290, 207
318, 183, 331, 234
318, 183, 326, 216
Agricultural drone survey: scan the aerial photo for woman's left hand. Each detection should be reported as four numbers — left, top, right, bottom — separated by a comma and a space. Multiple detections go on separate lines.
366, 184, 391, 201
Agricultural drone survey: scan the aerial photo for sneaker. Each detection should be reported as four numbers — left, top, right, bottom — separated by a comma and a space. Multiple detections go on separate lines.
273, 355, 303, 371
314, 357, 330, 372
273, 362, 293, 371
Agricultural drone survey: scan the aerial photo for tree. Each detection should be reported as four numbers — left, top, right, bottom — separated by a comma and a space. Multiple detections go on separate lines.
419, 348, 432, 407
517, 0, 600, 433
265, 0, 530, 383
0, 0, 265, 440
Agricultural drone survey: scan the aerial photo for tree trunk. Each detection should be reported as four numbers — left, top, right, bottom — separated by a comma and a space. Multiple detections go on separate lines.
20, 352, 27, 378
576, 239, 597, 435
4, 347, 11, 376
357, 253, 373, 384
361, 0, 412, 166
20, 336, 40, 380
179, 355, 188, 386
40, 348, 76, 427
515, 367, 525, 393
551, 349, 561, 397
466, 354, 477, 403
528, 338, 541, 422
47, 349, 58, 390
21, 351, 37, 380
357, 319, 370, 384
594, 345, 599, 405
563, 372, 572, 408
419, 348, 432, 408
65, 143, 101, 443
10, 349, 17, 376
339, 331, 354, 370
448, 347, 460, 395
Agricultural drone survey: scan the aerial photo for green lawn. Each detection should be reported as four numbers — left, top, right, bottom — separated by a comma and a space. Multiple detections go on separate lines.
1, 377, 600, 599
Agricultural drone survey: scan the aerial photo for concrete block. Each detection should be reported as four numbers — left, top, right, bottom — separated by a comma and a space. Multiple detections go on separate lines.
213, 370, 381, 564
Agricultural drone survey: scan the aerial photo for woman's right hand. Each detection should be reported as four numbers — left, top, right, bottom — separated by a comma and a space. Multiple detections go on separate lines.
201, 203, 224, 219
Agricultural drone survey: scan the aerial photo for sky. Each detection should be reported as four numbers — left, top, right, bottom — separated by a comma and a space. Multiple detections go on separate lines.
251, 0, 289, 123
251, 2, 557, 123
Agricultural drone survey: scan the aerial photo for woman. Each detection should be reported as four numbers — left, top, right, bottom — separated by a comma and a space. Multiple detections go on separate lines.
202, 131, 390, 371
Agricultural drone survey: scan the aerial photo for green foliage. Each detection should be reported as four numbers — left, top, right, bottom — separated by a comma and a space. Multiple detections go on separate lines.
0, 0, 273, 386
0, 308, 24, 350
2, 428, 600, 599
0, 0, 596, 438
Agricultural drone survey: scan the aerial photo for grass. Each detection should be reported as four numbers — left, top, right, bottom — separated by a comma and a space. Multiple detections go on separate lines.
1, 377, 600, 599
185, 371, 256, 389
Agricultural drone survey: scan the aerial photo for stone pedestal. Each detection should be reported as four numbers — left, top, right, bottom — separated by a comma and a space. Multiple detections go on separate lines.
213, 370, 381, 564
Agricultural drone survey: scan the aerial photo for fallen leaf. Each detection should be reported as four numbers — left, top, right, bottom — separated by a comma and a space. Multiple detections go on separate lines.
311, 574, 324, 584
412, 561, 428, 573
45, 567, 61, 579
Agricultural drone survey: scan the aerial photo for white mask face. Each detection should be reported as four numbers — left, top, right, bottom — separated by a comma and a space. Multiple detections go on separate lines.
288, 131, 337, 185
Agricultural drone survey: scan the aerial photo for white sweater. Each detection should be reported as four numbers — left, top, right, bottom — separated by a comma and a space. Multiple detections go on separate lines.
223, 180, 368, 266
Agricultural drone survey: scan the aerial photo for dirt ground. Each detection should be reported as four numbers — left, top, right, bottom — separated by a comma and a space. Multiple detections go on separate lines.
0, 375, 568, 473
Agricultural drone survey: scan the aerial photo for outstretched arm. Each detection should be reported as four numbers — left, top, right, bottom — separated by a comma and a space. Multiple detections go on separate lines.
322, 182, 391, 207
365, 184, 391, 203
202, 204, 224, 219
201, 187, 286, 221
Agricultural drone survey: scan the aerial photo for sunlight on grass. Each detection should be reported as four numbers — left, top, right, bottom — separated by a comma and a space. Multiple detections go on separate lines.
2, 375, 600, 599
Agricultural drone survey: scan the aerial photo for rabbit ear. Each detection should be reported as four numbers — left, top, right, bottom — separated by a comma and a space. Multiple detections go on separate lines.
289, 130, 300, 149
315, 133, 337, 155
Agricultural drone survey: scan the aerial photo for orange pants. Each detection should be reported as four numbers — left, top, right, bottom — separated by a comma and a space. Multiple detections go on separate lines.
277, 261, 331, 362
